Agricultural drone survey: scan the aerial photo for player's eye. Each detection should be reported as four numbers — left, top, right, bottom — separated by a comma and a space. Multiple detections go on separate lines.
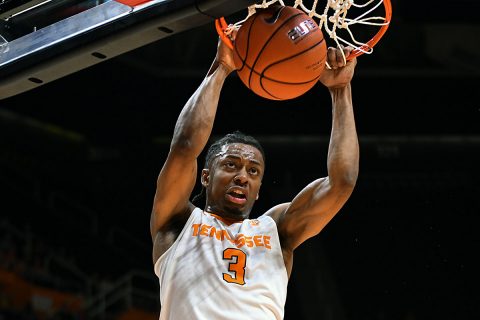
225, 161, 236, 168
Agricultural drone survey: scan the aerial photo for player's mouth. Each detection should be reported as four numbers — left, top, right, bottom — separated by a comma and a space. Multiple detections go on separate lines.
226, 189, 248, 205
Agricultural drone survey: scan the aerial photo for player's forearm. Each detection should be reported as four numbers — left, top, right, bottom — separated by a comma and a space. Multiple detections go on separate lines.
170, 61, 231, 156
326, 83, 359, 187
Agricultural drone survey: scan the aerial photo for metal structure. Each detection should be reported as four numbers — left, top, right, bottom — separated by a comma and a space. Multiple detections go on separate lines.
0, 0, 258, 100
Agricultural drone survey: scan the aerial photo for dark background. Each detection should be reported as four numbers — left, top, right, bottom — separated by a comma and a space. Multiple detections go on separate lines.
1, 0, 479, 319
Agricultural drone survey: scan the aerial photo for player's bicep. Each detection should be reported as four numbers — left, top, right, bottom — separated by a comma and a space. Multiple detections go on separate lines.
150, 152, 197, 238
279, 177, 354, 250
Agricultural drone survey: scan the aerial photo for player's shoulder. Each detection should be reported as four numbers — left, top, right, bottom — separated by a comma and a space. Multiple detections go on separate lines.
260, 202, 290, 224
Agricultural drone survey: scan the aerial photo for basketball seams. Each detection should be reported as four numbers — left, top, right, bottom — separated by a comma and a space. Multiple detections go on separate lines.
248, 64, 322, 84
260, 76, 318, 100
241, 64, 320, 100
260, 38, 327, 83
260, 77, 318, 100
234, 13, 259, 77
233, 6, 328, 100
258, 38, 326, 99
247, 11, 305, 89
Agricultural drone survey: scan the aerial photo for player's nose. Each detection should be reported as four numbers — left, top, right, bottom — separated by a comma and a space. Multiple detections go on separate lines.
233, 171, 248, 186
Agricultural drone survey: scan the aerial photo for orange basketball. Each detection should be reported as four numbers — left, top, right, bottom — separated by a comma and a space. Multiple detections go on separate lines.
233, 5, 327, 101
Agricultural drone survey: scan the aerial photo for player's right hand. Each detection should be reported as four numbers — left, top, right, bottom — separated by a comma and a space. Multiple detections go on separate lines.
215, 28, 238, 74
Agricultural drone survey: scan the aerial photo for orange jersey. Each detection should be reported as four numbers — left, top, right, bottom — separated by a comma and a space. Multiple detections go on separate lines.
154, 207, 288, 320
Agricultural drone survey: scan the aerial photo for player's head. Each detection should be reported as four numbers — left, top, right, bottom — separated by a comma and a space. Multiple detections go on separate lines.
197, 131, 266, 218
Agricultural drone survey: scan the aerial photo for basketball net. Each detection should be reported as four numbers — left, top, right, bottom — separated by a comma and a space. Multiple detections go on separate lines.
216, 0, 392, 64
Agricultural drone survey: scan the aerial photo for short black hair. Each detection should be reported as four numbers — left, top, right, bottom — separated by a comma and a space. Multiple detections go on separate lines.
203, 130, 266, 169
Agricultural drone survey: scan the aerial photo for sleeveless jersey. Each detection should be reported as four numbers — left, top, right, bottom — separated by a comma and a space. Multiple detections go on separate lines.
154, 207, 288, 320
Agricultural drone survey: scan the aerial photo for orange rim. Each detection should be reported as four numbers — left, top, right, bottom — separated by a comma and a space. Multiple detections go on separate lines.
349, 0, 393, 59
215, 17, 234, 50
115, 0, 153, 6
215, 0, 392, 59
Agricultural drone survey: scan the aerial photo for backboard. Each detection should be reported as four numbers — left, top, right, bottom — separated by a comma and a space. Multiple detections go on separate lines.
0, 0, 258, 100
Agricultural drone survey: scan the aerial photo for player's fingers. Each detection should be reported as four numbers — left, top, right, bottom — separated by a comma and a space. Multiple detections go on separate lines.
342, 46, 354, 61
327, 47, 339, 69
349, 56, 358, 67
228, 25, 239, 41
335, 46, 345, 66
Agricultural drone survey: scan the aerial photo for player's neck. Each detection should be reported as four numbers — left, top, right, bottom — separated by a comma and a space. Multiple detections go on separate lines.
204, 206, 249, 222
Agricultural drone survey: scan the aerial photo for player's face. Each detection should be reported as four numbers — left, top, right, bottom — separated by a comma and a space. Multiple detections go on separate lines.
203, 143, 264, 219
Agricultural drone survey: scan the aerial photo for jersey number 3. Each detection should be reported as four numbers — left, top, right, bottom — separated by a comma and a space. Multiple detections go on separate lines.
222, 248, 246, 285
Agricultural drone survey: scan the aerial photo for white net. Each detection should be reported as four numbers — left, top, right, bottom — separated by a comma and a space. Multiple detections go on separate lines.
224, 0, 391, 62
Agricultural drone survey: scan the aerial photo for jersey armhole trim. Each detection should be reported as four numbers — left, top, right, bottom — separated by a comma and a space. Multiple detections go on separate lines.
153, 207, 201, 275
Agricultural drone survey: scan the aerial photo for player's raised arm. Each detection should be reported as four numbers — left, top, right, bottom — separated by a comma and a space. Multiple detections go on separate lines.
277, 46, 359, 251
150, 38, 236, 247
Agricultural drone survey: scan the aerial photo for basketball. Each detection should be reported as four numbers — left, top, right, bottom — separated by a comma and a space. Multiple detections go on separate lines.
233, 5, 327, 101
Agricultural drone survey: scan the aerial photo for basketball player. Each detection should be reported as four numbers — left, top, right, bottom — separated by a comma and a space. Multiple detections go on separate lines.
150, 35, 359, 319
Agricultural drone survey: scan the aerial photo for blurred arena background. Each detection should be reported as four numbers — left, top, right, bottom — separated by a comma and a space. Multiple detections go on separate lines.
1, 0, 479, 319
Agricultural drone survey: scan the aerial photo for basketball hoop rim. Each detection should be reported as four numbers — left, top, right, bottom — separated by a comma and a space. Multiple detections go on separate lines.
215, 17, 234, 50
215, 0, 392, 60
350, 0, 392, 59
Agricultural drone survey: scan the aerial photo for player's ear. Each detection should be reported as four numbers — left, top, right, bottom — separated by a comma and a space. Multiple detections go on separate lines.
256, 182, 261, 200
201, 169, 210, 187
